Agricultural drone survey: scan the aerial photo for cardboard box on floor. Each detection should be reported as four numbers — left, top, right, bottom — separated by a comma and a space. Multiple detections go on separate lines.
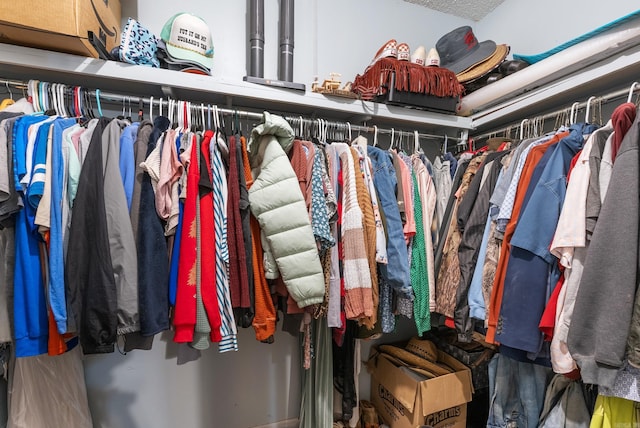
369, 347, 473, 428
0, 0, 121, 58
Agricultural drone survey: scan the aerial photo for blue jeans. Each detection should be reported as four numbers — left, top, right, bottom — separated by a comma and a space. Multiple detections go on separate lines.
487, 353, 553, 427
367, 146, 412, 298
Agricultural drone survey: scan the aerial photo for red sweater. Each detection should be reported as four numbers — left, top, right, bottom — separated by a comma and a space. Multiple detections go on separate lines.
174, 135, 199, 342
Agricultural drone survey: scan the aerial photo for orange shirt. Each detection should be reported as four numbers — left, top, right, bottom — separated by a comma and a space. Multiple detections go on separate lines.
486, 132, 569, 344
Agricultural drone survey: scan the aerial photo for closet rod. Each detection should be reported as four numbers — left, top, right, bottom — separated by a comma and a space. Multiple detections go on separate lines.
471, 84, 639, 141
0, 77, 464, 143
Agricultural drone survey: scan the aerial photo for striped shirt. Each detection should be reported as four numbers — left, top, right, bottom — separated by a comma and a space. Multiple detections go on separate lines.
212, 133, 238, 352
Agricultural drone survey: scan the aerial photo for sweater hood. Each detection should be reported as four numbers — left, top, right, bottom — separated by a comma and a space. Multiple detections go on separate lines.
248, 112, 294, 154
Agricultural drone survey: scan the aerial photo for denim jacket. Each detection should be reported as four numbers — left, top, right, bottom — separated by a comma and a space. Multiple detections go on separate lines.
367, 146, 412, 298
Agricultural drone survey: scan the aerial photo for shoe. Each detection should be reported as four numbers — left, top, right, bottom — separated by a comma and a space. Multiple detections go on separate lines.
411, 46, 426, 65
360, 400, 379, 428
426, 48, 440, 67
367, 39, 398, 68
397, 43, 410, 61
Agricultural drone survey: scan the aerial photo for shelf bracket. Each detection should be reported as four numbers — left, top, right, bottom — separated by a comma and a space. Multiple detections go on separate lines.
160, 85, 175, 98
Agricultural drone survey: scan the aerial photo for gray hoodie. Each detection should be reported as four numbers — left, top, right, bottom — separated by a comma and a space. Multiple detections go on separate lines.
568, 110, 640, 387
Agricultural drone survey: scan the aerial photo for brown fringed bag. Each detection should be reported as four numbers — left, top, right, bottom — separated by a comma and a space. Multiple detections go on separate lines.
351, 57, 464, 101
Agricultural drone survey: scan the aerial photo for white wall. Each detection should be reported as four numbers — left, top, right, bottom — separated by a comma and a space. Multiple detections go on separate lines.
122, 0, 473, 87
476, 2, 639, 60
84, 328, 302, 428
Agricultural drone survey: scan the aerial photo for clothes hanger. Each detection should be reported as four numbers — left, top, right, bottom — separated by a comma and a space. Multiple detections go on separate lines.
201, 104, 206, 133
215, 105, 229, 153
186, 101, 192, 132
373, 125, 378, 147
584, 96, 596, 123
414, 130, 420, 154
27, 80, 37, 112
95, 89, 103, 117
138, 98, 144, 122
0, 81, 16, 110
148, 96, 154, 121
569, 102, 579, 125
627, 81, 639, 103
126, 97, 132, 122
519, 118, 529, 140
389, 128, 395, 151
440, 134, 448, 156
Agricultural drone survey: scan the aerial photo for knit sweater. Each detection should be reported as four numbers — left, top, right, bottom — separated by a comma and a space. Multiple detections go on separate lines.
173, 134, 199, 343
351, 146, 378, 329
335, 143, 373, 320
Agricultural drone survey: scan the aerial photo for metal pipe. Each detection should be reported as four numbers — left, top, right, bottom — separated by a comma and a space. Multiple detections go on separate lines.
278, 0, 295, 82
248, 0, 264, 78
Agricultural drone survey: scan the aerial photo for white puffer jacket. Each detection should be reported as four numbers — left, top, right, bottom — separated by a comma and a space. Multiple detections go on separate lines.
247, 112, 324, 307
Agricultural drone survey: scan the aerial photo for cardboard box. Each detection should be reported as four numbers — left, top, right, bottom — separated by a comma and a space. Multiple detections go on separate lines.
369, 348, 473, 428
0, 0, 121, 58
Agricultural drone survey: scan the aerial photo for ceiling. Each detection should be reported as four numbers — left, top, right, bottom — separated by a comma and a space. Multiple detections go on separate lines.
403, 0, 506, 21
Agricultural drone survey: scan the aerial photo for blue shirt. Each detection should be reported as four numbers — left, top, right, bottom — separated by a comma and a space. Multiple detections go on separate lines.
511, 123, 597, 262
13, 115, 48, 193
119, 122, 139, 211
49, 118, 77, 334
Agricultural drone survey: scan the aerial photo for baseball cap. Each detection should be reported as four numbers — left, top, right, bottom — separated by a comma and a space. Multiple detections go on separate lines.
160, 13, 214, 73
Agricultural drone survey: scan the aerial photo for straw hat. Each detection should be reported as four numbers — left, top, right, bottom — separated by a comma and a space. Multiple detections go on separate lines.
456, 44, 510, 83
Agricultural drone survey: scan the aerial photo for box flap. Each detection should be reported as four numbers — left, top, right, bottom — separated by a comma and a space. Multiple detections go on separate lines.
370, 352, 420, 413
419, 351, 474, 416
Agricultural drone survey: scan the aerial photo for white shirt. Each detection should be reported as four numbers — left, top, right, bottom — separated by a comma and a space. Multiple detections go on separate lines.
550, 122, 613, 268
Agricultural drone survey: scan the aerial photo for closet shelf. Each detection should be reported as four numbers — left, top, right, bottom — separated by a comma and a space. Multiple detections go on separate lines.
468, 43, 640, 134
0, 43, 472, 133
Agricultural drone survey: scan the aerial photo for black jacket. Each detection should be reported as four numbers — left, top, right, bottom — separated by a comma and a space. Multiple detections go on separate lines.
66, 117, 116, 354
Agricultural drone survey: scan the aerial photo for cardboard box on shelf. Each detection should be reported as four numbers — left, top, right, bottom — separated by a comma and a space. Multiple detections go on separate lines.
369, 347, 474, 428
0, 0, 121, 58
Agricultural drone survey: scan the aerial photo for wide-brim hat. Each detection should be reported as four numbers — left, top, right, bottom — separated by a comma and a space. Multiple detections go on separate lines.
436, 26, 498, 75
457, 44, 510, 83
160, 13, 214, 72
379, 340, 453, 378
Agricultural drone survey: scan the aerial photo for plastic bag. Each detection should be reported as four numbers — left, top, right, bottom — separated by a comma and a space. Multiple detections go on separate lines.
8, 346, 93, 428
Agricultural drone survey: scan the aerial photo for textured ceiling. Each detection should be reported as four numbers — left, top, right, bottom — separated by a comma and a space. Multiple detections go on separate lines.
403, 0, 506, 21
